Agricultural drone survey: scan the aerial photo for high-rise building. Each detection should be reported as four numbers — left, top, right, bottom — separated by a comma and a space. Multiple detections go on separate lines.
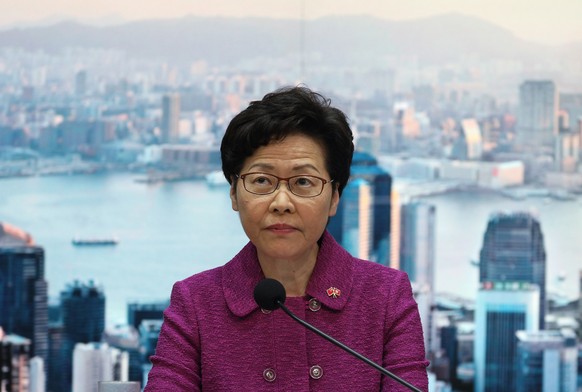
72, 342, 128, 392
0, 332, 31, 392
57, 280, 106, 392
127, 301, 168, 330
400, 201, 436, 353
451, 119, 483, 160
161, 93, 181, 143
479, 212, 546, 328
394, 103, 421, 149
400, 201, 436, 286
474, 281, 540, 392
555, 129, 580, 172
47, 324, 66, 392
389, 189, 401, 269
440, 326, 458, 385
61, 280, 106, 345
355, 120, 382, 158
0, 222, 48, 366
515, 329, 578, 392
559, 93, 582, 131
329, 152, 392, 264
75, 70, 87, 97
517, 80, 558, 152
338, 178, 373, 260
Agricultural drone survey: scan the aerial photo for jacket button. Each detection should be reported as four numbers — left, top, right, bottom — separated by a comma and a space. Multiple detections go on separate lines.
309, 365, 323, 379
308, 298, 321, 312
263, 368, 276, 382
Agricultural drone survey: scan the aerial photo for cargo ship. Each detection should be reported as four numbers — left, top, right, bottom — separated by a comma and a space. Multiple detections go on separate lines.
72, 237, 119, 246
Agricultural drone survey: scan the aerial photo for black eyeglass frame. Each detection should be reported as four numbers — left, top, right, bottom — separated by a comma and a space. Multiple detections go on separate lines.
235, 172, 334, 198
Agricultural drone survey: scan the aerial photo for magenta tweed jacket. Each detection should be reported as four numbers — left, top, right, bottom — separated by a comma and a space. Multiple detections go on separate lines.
145, 231, 429, 391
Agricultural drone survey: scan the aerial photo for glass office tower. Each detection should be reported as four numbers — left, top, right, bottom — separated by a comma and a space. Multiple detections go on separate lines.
517, 80, 558, 152
55, 280, 106, 392
329, 152, 391, 264
400, 201, 436, 353
340, 178, 373, 260
474, 281, 539, 392
479, 212, 546, 329
0, 223, 48, 366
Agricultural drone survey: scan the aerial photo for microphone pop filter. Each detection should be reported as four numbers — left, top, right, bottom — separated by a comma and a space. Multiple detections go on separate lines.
254, 278, 286, 311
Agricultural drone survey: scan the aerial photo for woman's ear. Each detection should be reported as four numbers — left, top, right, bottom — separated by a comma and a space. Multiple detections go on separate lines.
328, 184, 340, 217
230, 182, 239, 211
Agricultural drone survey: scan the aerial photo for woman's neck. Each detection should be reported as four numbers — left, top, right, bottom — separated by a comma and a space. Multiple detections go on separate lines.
258, 247, 318, 297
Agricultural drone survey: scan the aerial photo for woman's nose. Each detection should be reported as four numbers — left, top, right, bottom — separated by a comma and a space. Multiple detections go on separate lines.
269, 184, 296, 213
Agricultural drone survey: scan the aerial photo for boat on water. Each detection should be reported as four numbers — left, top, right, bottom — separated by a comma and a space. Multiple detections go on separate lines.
72, 237, 119, 246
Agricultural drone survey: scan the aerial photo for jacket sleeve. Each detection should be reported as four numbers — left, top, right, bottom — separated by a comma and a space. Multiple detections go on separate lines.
381, 272, 430, 392
144, 280, 202, 391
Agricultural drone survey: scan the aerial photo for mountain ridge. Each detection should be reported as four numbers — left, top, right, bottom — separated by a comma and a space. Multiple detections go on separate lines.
0, 13, 578, 66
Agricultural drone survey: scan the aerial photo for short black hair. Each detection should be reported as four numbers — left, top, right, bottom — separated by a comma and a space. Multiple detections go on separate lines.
220, 86, 354, 196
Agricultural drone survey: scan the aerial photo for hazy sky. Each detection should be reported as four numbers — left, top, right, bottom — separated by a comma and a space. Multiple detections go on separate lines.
1, 0, 581, 45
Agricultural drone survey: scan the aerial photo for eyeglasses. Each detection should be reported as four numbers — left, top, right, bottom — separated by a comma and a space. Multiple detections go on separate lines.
236, 172, 334, 198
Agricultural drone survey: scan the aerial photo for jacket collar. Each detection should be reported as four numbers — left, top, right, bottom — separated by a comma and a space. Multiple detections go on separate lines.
222, 231, 354, 317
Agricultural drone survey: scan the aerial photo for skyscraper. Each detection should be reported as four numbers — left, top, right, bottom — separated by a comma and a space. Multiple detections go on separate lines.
389, 189, 401, 269
515, 329, 578, 392
48, 324, 66, 392
339, 178, 373, 260
474, 281, 540, 392
517, 80, 558, 152
479, 212, 546, 328
57, 280, 106, 392
161, 93, 181, 143
555, 129, 580, 172
399, 201, 436, 285
329, 152, 392, 265
61, 280, 106, 345
399, 201, 436, 353
0, 222, 48, 366
451, 118, 483, 160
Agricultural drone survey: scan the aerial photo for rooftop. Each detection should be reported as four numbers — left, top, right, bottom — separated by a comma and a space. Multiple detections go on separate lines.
0, 222, 34, 246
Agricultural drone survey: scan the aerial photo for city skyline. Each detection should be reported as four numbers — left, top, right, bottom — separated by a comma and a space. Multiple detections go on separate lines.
1, 0, 581, 46
1, 2, 581, 386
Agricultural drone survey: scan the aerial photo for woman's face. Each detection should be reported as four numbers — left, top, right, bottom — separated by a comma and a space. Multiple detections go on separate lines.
230, 133, 339, 263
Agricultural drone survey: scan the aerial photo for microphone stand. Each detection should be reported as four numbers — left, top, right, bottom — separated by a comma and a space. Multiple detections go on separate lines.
277, 300, 422, 392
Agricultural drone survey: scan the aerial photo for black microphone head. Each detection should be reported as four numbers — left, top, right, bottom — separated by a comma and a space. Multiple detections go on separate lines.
254, 278, 286, 311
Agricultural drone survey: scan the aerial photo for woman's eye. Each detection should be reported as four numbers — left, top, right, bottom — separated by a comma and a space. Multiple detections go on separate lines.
254, 176, 272, 185
295, 177, 314, 187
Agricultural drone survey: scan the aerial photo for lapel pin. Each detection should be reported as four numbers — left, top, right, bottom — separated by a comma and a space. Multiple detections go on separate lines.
326, 287, 341, 298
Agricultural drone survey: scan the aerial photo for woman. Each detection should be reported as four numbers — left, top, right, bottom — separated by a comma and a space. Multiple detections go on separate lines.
145, 86, 429, 391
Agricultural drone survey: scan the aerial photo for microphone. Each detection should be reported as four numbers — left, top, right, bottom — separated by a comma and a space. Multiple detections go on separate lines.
253, 278, 422, 392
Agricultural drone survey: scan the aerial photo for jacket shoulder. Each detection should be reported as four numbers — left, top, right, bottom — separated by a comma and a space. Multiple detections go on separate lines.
175, 266, 224, 295
350, 258, 412, 301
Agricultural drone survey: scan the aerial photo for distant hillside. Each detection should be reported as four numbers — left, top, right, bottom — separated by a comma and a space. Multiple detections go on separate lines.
0, 13, 577, 66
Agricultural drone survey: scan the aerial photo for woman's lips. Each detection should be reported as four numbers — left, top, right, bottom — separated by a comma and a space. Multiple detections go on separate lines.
266, 224, 296, 233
